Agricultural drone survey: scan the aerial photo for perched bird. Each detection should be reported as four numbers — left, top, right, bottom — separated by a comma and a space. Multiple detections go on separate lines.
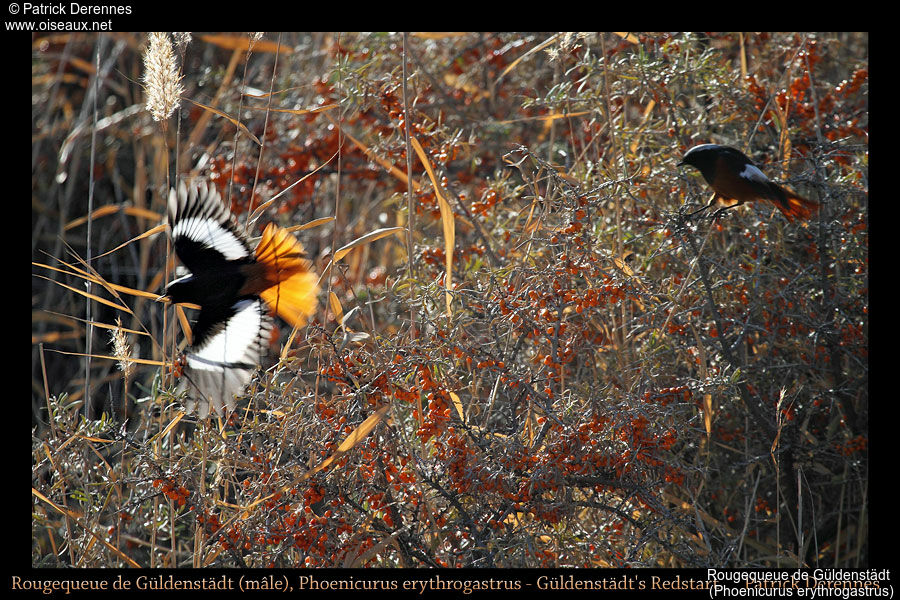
678, 144, 818, 222
162, 179, 318, 418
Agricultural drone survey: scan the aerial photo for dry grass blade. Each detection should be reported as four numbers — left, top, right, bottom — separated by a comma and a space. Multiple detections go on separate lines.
247, 152, 338, 226
781, 136, 793, 176
332, 227, 406, 263
331, 404, 390, 456
771, 388, 789, 462
34, 330, 80, 345
344, 527, 406, 568
64, 205, 161, 231
739, 32, 748, 78
702, 393, 713, 439
34, 261, 162, 301
174, 304, 193, 346
628, 99, 657, 154
612, 255, 645, 310
92, 223, 167, 261
329, 291, 344, 325
613, 32, 640, 44
32, 488, 142, 568
449, 391, 465, 423
495, 33, 560, 85
412, 32, 468, 39
37, 248, 176, 359
497, 109, 591, 125
241, 86, 307, 98
43, 347, 168, 368
34, 274, 131, 313
265, 405, 388, 502
74, 433, 117, 443
34, 311, 151, 344
183, 98, 261, 146
58, 103, 143, 168
324, 112, 421, 191
198, 34, 293, 54
410, 136, 455, 315
291, 216, 334, 232
243, 103, 338, 116
442, 73, 490, 101
151, 411, 187, 450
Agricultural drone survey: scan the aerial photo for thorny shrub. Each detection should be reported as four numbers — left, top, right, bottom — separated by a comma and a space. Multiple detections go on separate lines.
32, 32, 867, 568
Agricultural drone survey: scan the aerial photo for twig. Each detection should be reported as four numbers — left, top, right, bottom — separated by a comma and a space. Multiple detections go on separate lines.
84, 36, 105, 419
402, 32, 417, 338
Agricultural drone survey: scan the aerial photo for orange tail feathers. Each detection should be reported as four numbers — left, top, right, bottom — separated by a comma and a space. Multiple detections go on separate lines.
773, 185, 818, 222
254, 223, 318, 329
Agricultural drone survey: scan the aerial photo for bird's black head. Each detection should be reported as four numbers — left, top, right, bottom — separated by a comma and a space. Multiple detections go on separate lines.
678, 143, 724, 169
161, 273, 196, 305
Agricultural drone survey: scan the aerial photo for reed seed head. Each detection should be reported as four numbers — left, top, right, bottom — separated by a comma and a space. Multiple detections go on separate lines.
143, 32, 184, 122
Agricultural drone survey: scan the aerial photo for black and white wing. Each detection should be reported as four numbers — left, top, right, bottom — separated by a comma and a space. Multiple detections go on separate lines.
167, 178, 252, 271
180, 299, 272, 418
165, 179, 269, 418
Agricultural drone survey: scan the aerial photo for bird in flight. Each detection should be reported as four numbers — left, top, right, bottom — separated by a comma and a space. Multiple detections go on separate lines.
162, 179, 318, 418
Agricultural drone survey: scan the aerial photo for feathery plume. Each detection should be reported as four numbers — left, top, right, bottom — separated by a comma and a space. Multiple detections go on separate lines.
110, 318, 135, 380
143, 32, 184, 122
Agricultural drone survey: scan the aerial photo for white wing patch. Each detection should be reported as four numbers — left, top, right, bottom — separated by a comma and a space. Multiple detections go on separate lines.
189, 300, 265, 368
171, 216, 249, 261
739, 163, 770, 185
182, 300, 271, 418
167, 179, 252, 262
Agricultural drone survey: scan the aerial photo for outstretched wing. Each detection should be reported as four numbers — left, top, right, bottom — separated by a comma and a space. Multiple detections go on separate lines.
167, 179, 252, 272
180, 299, 272, 418
166, 179, 267, 418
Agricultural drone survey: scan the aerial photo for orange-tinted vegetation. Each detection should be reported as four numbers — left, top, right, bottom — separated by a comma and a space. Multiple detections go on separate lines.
32, 32, 867, 568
